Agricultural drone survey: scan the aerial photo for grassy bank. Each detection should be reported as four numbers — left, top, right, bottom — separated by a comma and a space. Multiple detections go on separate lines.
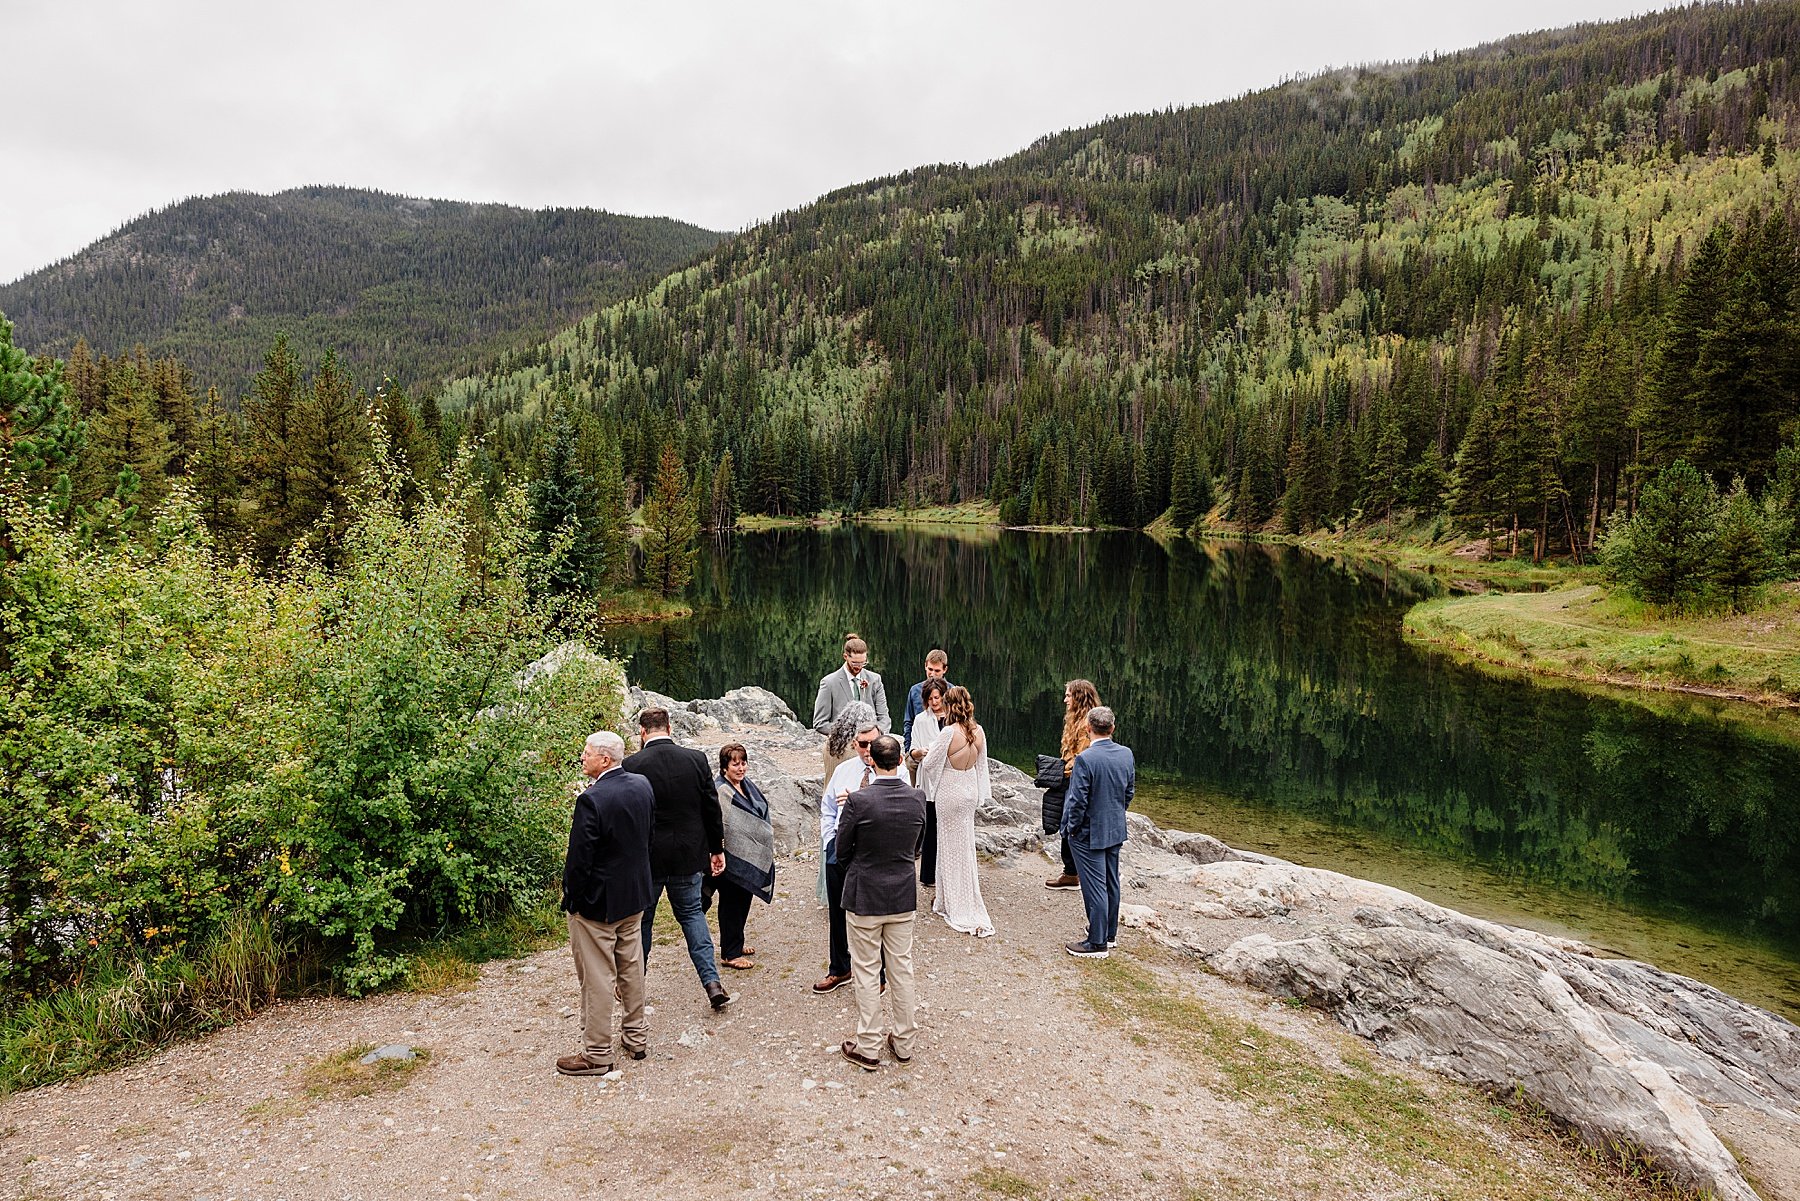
0, 893, 567, 1097
596, 588, 693, 623
1404, 582, 1800, 706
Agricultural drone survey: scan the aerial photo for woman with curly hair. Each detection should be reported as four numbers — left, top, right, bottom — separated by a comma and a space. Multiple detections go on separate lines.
1044, 679, 1100, 890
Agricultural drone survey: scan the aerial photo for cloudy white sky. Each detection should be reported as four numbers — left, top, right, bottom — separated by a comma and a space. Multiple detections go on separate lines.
3, 0, 1677, 284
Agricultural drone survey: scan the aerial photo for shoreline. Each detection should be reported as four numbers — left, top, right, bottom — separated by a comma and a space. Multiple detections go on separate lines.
1403, 584, 1800, 710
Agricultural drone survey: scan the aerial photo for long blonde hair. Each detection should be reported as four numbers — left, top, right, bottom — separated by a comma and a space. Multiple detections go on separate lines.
1061, 679, 1100, 771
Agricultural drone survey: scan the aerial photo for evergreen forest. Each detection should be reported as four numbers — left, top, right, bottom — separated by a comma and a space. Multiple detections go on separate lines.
0, 187, 722, 401
441, 2, 1800, 576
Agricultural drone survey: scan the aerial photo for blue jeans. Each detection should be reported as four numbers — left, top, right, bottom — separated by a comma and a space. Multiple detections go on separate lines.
1069, 839, 1121, 948
641, 873, 720, 987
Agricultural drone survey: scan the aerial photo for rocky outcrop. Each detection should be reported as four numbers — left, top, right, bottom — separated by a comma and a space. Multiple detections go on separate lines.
1145, 856, 1800, 1201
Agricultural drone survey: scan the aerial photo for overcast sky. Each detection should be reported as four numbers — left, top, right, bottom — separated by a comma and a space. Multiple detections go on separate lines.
2, 0, 1677, 285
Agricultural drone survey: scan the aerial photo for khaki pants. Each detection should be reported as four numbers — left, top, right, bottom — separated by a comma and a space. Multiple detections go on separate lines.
846, 910, 917, 1060
567, 911, 647, 1066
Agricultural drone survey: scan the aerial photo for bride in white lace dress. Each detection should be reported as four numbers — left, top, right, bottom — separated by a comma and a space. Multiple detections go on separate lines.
918, 685, 995, 937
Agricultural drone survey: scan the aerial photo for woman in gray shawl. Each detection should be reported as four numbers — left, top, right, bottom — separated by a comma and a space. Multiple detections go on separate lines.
708, 742, 776, 970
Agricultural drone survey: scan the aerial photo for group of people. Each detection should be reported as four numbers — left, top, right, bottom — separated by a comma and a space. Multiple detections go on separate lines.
558, 634, 1136, 1076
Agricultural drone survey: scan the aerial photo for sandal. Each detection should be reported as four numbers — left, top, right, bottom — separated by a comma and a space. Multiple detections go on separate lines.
721, 956, 755, 970
740, 946, 757, 956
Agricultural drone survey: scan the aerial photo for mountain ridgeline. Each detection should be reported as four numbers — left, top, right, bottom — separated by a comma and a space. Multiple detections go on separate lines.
0, 187, 723, 400
448, 2, 1800, 554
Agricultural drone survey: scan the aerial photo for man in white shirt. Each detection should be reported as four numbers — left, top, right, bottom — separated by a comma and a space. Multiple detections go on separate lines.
814, 716, 882, 995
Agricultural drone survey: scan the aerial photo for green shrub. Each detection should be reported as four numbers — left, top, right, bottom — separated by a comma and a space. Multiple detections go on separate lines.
1, 438, 624, 1007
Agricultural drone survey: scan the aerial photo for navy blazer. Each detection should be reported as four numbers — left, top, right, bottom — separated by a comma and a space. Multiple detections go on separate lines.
1061, 737, 1136, 850
563, 767, 656, 924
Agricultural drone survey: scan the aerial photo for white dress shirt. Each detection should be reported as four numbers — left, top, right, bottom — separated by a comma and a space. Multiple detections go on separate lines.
821, 755, 876, 853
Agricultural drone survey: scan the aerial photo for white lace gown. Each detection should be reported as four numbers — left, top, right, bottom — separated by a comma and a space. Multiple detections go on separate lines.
919, 724, 995, 937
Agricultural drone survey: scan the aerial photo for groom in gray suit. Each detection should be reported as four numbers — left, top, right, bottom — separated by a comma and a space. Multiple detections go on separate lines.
1061, 706, 1135, 959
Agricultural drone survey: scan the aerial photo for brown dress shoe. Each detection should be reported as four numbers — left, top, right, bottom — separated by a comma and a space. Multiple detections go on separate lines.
886, 1034, 912, 1064
555, 1054, 613, 1076
840, 1040, 881, 1071
812, 972, 851, 994
1045, 873, 1081, 890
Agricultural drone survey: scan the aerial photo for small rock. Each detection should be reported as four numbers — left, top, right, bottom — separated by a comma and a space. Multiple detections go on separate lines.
360, 1045, 416, 1066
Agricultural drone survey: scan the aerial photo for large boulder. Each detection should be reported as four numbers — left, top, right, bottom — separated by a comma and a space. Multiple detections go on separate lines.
1150, 854, 1800, 1201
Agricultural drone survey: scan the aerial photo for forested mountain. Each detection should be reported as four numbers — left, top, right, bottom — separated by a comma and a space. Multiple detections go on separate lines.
0, 187, 722, 398
447, 1, 1800, 558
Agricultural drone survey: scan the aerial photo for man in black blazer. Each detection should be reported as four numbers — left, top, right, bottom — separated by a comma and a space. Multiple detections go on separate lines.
835, 735, 926, 1071
623, 707, 732, 1011
558, 730, 655, 1076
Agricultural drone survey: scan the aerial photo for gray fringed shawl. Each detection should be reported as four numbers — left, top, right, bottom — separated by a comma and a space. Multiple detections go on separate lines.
716, 776, 776, 903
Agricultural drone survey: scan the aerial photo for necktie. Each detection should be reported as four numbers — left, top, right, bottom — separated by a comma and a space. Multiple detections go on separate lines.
860, 767, 871, 788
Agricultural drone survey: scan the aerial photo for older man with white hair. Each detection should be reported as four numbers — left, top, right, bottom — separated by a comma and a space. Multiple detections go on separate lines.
558, 730, 655, 1076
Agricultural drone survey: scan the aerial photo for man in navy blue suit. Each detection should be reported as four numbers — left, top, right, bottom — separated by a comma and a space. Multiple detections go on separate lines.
558, 730, 655, 1076
1060, 706, 1135, 959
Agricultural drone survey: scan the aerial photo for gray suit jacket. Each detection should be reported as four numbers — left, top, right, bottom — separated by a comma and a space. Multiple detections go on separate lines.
1062, 737, 1135, 850
836, 777, 926, 917
812, 665, 892, 734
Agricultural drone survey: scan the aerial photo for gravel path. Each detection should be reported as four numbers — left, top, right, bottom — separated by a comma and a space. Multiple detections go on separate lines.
2, 850, 1654, 1201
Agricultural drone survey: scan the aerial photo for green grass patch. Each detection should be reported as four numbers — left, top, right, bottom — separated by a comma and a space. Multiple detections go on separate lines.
2, 891, 568, 1096
401, 889, 567, 993
0, 913, 292, 1096
857, 500, 1004, 527
968, 1165, 1042, 1197
300, 1043, 430, 1101
1404, 582, 1800, 707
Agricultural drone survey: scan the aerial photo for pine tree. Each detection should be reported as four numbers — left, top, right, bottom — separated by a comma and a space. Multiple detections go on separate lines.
640, 443, 698, 598
526, 401, 603, 596
1601, 460, 1720, 609
576, 412, 632, 589
709, 449, 739, 531
1710, 478, 1783, 611
1169, 440, 1209, 529
80, 362, 175, 511
243, 333, 305, 556
190, 387, 242, 542
1, 315, 83, 548
292, 349, 370, 563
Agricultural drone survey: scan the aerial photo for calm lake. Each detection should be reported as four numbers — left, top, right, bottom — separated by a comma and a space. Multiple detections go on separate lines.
602, 528, 1800, 1020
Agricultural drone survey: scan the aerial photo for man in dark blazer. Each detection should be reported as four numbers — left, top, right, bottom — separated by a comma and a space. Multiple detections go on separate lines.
834, 735, 926, 1070
1061, 706, 1136, 959
624, 707, 732, 1011
558, 730, 655, 1076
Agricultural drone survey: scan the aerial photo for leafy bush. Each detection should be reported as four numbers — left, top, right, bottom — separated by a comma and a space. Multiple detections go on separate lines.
1, 438, 624, 1003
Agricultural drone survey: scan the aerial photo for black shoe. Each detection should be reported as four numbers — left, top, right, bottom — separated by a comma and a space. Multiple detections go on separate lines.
628, 1048, 647, 1060
706, 980, 733, 1010
1066, 940, 1109, 958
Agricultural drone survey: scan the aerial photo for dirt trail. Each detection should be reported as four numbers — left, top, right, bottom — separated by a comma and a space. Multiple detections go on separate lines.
2, 846, 1670, 1201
